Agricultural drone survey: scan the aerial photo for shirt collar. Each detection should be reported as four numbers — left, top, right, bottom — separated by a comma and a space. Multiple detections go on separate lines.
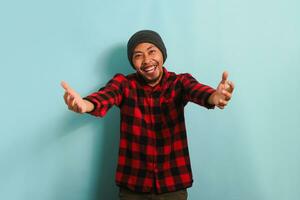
136, 67, 169, 91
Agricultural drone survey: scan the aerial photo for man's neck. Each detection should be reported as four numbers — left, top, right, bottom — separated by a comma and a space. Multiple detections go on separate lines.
147, 71, 164, 87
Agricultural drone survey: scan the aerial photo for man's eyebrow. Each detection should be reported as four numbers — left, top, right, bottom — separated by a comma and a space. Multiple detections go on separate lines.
133, 50, 142, 55
133, 45, 156, 54
147, 45, 155, 50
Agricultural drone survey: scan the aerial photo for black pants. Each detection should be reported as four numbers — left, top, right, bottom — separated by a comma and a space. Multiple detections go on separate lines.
118, 187, 188, 200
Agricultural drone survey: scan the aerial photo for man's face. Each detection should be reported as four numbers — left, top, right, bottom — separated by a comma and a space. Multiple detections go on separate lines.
132, 42, 164, 86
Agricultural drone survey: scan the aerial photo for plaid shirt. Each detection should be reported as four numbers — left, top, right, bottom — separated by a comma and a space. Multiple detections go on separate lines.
84, 67, 215, 194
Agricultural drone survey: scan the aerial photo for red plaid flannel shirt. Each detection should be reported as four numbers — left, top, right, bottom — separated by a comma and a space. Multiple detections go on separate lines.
83, 67, 215, 194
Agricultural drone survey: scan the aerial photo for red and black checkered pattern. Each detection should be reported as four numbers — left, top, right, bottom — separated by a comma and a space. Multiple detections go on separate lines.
83, 67, 215, 194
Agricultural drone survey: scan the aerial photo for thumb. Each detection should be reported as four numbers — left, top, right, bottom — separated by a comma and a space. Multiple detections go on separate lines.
61, 81, 72, 92
61, 81, 81, 99
221, 71, 228, 83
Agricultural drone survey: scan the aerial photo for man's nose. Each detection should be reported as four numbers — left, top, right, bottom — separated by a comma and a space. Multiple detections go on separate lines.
142, 54, 151, 65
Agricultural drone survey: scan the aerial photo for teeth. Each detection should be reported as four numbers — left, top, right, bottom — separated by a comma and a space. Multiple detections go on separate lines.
144, 66, 156, 73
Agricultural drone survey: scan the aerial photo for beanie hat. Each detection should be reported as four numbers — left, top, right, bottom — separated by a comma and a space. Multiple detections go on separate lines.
127, 30, 167, 68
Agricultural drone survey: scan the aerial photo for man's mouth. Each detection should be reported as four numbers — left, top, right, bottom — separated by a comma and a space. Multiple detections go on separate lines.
141, 65, 157, 74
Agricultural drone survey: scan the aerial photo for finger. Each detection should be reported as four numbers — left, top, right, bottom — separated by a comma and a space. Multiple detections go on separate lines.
67, 94, 75, 107
61, 81, 76, 96
71, 97, 77, 107
222, 90, 232, 100
219, 99, 228, 107
73, 102, 79, 113
221, 71, 229, 84
67, 96, 74, 110
68, 102, 76, 111
227, 81, 235, 93
63, 92, 69, 105
62, 83, 79, 100
64, 92, 74, 106
61, 81, 71, 91
67, 103, 73, 110
217, 105, 225, 109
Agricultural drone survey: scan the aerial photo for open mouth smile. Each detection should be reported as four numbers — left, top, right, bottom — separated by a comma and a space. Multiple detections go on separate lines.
141, 65, 157, 74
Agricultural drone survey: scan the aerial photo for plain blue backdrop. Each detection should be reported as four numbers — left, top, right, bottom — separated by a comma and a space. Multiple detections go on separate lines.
1, 0, 299, 199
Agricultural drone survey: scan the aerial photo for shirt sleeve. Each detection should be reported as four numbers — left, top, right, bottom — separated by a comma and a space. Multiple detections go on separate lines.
83, 74, 126, 117
179, 73, 216, 109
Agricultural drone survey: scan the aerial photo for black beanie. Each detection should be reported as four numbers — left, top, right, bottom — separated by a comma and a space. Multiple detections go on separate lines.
127, 30, 167, 68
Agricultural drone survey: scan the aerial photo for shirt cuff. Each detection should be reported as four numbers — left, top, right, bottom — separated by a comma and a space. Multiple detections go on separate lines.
205, 90, 216, 109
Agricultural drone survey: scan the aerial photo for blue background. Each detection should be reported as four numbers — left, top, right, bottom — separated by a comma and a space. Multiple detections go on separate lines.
1, 0, 299, 199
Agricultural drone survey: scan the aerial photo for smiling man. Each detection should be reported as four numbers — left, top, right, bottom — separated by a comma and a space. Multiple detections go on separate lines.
61, 30, 234, 200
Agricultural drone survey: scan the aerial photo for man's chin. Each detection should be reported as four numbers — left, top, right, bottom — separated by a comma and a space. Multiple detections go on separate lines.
137, 69, 163, 85
145, 77, 159, 84
145, 74, 163, 85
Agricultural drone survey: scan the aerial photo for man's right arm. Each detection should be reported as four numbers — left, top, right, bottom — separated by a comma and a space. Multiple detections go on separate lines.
61, 74, 125, 117
82, 74, 125, 117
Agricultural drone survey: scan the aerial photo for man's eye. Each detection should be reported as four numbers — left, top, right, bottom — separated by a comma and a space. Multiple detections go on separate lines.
149, 50, 156, 54
134, 54, 141, 59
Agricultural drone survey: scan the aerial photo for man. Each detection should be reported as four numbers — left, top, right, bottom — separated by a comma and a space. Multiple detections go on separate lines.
61, 30, 234, 200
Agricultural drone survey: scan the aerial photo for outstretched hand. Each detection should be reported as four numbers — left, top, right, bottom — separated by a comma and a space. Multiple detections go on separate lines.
209, 71, 235, 109
61, 81, 87, 113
